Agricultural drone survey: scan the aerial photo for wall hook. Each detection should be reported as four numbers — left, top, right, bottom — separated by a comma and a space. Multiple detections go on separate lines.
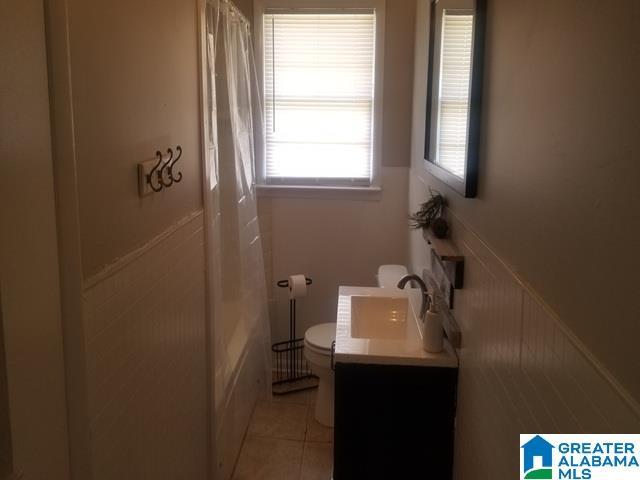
158, 148, 174, 188
168, 145, 183, 183
147, 151, 164, 192
139, 145, 185, 197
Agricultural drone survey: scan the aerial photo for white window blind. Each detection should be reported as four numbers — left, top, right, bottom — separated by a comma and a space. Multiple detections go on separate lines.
263, 11, 376, 185
436, 12, 474, 179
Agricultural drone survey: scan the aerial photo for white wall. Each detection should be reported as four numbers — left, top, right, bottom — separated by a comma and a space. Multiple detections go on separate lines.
262, 168, 410, 342
411, 0, 640, 400
45, 0, 210, 478
0, 1, 70, 478
410, 176, 640, 477
82, 213, 208, 480
258, 0, 417, 342
409, 0, 640, 476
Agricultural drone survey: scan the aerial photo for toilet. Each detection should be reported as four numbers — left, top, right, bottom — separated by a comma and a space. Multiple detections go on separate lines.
303, 264, 409, 427
376, 264, 408, 288
304, 323, 336, 426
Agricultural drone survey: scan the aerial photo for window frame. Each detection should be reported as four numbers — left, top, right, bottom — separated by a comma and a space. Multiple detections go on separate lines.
253, 0, 386, 193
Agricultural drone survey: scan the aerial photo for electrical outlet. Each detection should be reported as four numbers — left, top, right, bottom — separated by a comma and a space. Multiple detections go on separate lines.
138, 159, 159, 197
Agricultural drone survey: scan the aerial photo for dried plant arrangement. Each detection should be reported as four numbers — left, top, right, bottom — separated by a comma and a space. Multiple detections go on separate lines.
409, 189, 449, 239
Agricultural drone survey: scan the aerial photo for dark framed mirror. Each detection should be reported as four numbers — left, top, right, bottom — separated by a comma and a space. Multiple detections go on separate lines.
424, 0, 486, 198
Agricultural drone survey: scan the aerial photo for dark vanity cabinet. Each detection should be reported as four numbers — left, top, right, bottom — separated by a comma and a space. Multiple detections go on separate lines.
333, 362, 458, 480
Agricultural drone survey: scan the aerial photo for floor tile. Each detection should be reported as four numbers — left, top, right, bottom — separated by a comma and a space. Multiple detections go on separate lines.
247, 401, 308, 441
232, 436, 303, 480
270, 388, 314, 406
305, 410, 334, 443
301, 442, 333, 480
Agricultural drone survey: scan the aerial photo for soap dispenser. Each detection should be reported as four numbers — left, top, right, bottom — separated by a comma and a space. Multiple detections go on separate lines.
423, 293, 444, 353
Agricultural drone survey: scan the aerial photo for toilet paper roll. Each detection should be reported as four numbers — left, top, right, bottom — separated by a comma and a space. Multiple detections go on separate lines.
288, 274, 308, 299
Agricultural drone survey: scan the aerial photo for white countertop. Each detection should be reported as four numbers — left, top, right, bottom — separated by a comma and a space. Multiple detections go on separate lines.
334, 286, 458, 368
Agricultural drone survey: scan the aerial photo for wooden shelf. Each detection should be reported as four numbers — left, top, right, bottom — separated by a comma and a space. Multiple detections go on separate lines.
423, 229, 464, 289
424, 232, 464, 262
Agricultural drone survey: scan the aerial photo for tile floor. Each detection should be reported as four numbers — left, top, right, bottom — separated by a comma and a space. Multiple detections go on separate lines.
232, 388, 333, 480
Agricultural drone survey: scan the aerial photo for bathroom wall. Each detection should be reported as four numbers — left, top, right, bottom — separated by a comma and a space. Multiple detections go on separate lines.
411, 0, 640, 399
410, 182, 640, 477
409, 0, 640, 476
257, 0, 417, 342
82, 213, 207, 479
46, 0, 210, 478
68, 0, 204, 278
0, 0, 70, 478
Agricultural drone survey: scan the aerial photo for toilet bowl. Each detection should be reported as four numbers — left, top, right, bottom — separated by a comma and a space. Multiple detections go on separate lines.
304, 322, 336, 427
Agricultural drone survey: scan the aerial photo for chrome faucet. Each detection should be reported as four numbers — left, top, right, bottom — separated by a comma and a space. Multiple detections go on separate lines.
397, 274, 430, 319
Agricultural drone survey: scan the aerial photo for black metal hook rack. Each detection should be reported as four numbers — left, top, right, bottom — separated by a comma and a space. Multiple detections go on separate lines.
142, 145, 183, 194
272, 276, 318, 395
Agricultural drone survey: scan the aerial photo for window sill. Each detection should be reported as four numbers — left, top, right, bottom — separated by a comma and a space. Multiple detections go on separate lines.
256, 184, 383, 201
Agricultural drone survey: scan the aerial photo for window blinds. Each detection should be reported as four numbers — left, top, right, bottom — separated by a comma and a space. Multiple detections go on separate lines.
436, 12, 474, 179
263, 12, 376, 184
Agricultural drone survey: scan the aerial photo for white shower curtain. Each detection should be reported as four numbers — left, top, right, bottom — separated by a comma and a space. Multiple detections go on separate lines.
203, 2, 271, 478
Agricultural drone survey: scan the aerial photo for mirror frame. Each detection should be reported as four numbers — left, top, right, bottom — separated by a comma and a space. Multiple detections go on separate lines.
423, 0, 486, 198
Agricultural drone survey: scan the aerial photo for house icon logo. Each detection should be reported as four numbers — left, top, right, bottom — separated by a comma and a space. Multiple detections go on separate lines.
521, 435, 554, 479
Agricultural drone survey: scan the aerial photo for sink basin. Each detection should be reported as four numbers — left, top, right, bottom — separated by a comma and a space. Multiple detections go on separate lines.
350, 296, 409, 340
335, 286, 458, 367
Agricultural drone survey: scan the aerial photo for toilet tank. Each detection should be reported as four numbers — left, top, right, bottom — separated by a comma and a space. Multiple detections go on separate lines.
376, 265, 408, 288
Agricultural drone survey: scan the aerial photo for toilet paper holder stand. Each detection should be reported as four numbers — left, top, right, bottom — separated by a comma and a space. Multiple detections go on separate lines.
271, 276, 318, 395
276, 277, 313, 288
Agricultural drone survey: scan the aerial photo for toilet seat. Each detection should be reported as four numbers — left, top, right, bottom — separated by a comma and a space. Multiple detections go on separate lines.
304, 323, 336, 355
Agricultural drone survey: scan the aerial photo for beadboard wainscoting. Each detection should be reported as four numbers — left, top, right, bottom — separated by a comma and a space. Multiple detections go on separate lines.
410, 173, 640, 478
82, 211, 208, 479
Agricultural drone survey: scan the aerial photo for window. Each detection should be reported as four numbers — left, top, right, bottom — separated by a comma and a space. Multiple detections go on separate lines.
261, 9, 378, 187
435, 11, 474, 179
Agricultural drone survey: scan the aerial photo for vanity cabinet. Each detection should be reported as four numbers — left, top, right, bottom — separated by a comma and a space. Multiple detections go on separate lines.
333, 362, 458, 480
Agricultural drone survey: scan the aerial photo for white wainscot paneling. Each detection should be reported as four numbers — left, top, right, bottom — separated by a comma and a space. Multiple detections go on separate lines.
82, 212, 208, 480
409, 173, 640, 479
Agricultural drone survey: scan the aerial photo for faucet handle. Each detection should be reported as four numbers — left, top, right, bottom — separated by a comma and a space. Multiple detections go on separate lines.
425, 290, 433, 310
419, 290, 433, 320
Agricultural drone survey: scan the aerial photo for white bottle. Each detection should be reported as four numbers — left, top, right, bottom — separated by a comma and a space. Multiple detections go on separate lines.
423, 294, 444, 353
